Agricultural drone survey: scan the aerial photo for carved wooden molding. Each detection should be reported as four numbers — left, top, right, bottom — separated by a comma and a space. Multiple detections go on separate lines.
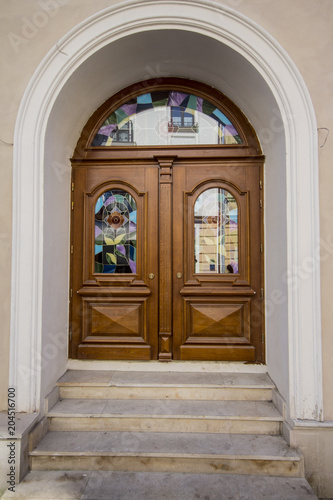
155, 156, 177, 360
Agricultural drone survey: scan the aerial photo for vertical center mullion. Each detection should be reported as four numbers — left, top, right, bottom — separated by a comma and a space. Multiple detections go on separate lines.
156, 156, 176, 361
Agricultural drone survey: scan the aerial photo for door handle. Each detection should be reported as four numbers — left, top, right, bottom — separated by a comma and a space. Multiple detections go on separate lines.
176, 272, 182, 279
148, 273, 155, 280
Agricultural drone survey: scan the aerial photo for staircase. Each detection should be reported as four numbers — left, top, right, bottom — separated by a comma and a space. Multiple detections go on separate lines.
2, 370, 318, 499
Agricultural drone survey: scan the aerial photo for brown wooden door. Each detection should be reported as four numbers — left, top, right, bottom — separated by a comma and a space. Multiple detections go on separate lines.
70, 157, 263, 362
70, 162, 159, 360
172, 160, 263, 362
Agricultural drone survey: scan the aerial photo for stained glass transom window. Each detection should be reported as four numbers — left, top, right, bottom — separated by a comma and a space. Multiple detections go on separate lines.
92, 91, 242, 147
94, 189, 137, 273
194, 188, 238, 274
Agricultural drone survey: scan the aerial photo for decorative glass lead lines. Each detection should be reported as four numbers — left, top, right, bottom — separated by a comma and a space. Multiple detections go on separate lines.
94, 189, 137, 273
194, 188, 238, 274
92, 90, 242, 147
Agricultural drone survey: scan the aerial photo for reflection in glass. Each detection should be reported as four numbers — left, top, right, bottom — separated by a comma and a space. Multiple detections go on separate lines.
92, 91, 242, 147
194, 188, 238, 274
94, 189, 137, 273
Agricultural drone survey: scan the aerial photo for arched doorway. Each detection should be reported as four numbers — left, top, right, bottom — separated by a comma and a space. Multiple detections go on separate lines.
10, 1, 322, 420
70, 79, 264, 361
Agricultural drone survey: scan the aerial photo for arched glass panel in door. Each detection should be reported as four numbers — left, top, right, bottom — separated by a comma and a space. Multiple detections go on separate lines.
92, 91, 242, 147
94, 189, 137, 273
194, 188, 238, 274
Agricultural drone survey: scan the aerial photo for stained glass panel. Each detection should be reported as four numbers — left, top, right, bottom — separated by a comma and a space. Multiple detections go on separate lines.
92, 91, 242, 147
194, 188, 238, 274
94, 189, 137, 273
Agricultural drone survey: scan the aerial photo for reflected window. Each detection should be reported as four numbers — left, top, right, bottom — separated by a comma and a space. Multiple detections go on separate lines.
94, 189, 137, 273
92, 91, 242, 147
110, 120, 134, 144
194, 188, 238, 274
170, 106, 195, 129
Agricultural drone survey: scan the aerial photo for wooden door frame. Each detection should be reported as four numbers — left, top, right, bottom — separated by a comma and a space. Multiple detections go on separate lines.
73, 78, 262, 162
70, 78, 265, 362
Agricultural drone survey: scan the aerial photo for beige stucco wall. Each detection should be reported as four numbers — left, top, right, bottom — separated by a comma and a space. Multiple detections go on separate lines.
0, 0, 332, 419
290, 426, 333, 497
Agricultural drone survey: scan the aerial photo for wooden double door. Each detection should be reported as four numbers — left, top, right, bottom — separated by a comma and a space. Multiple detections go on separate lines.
70, 156, 264, 362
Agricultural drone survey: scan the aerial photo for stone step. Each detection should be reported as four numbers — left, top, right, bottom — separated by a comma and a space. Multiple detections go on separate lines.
29, 431, 303, 477
57, 370, 274, 401
47, 398, 282, 434
1, 470, 318, 500
4, 370, 318, 499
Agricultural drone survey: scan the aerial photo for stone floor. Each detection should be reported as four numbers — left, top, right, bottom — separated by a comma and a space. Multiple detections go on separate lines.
2, 470, 318, 500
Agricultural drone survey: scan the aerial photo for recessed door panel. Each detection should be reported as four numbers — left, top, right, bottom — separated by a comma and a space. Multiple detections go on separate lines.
83, 299, 146, 338
187, 298, 251, 340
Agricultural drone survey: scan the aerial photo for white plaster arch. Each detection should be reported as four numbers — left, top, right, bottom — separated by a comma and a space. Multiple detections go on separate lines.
10, 0, 322, 420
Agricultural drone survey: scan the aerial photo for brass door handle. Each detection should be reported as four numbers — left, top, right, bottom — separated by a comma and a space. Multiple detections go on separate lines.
176, 272, 182, 279
148, 273, 155, 280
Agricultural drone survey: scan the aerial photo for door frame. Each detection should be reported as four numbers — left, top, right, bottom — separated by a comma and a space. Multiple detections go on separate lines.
70, 78, 265, 362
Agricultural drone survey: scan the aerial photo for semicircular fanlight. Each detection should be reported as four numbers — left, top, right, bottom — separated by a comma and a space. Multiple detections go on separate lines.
92, 90, 242, 147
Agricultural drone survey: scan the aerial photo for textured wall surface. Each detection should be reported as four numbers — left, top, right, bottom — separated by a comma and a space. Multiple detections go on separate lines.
0, 0, 332, 416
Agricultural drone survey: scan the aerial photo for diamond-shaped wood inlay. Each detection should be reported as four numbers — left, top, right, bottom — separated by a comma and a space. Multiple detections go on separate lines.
191, 303, 244, 337
90, 304, 140, 336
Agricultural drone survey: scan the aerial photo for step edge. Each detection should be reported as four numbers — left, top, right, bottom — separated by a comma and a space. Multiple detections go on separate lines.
47, 413, 283, 421
57, 383, 275, 389
29, 450, 302, 461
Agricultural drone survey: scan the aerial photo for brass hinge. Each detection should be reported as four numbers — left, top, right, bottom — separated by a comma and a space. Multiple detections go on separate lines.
71, 182, 74, 192
259, 180, 263, 190
262, 333, 264, 343
260, 288, 264, 299
260, 244, 263, 253
70, 245, 74, 254
69, 329, 72, 341
70, 288, 73, 298
259, 199, 263, 208
71, 201, 74, 210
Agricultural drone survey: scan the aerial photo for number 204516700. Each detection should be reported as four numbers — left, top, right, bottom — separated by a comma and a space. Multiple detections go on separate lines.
8, 388, 16, 436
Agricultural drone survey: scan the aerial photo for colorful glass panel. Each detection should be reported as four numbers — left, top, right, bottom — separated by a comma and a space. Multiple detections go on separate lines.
194, 188, 238, 274
94, 189, 137, 274
92, 91, 242, 147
